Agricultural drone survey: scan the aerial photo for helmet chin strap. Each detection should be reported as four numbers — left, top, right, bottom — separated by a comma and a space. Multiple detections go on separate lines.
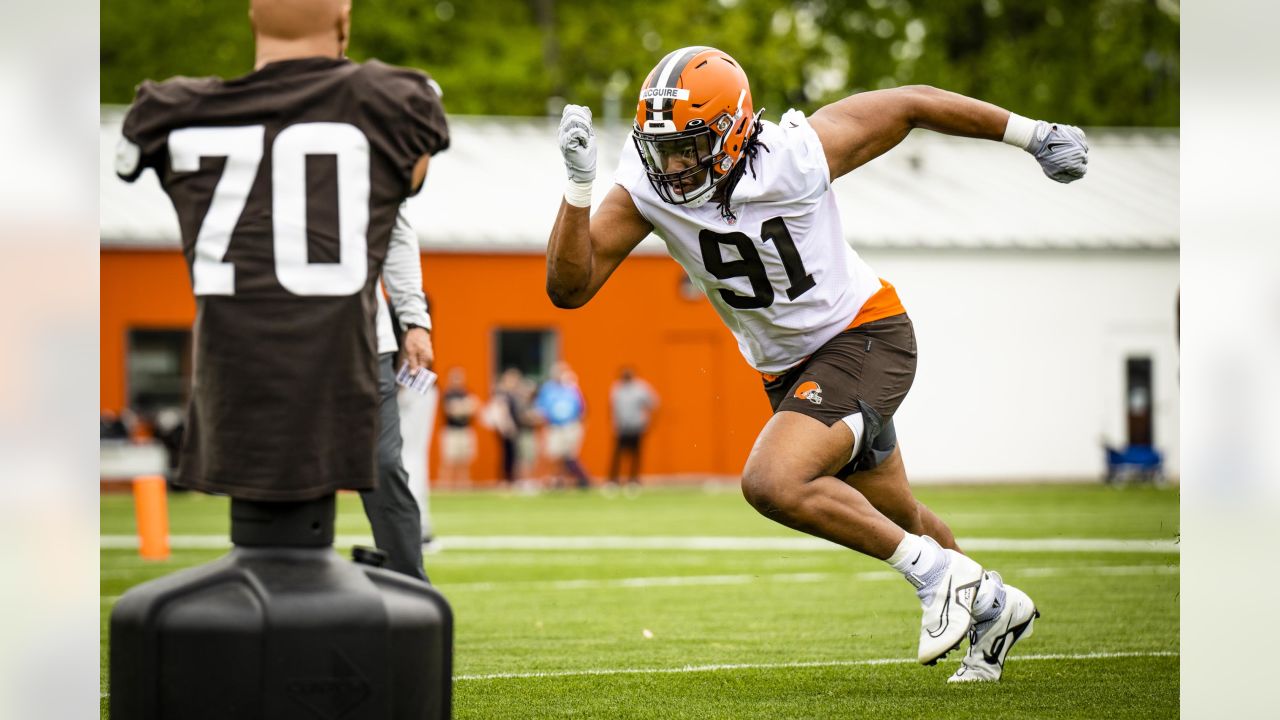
684, 190, 713, 209
678, 172, 716, 208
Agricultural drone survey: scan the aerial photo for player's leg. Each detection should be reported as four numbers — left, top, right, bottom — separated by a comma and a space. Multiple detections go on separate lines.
845, 444, 960, 552
845, 432, 1041, 681
460, 428, 475, 484
628, 432, 643, 485
915, 503, 961, 553
741, 411, 904, 557
359, 354, 428, 582
837, 405, 1035, 679
443, 435, 454, 485
741, 410, 981, 664
608, 434, 624, 484
442, 425, 458, 481
747, 316, 984, 665
563, 421, 590, 488
500, 434, 516, 484
838, 420, 1034, 678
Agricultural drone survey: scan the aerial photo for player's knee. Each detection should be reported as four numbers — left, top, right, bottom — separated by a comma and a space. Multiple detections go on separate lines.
741, 467, 805, 522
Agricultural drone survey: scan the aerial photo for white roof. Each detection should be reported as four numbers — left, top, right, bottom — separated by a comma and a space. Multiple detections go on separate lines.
100, 107, 1178, 252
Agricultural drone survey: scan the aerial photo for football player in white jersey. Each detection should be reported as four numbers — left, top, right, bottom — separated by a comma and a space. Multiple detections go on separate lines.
546, 47, 1087, 682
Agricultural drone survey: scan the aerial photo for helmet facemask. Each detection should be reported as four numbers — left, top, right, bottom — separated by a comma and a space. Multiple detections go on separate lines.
633, 110, 740, 208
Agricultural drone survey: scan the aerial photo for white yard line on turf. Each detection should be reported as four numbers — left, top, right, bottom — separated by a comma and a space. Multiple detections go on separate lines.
441, 571, 836, 592
96, 650, 1180, 700
454, 651, 1180, 681
440, 565, 1177, 592
99, 534, 1179, 553
99, 564, 1177, 603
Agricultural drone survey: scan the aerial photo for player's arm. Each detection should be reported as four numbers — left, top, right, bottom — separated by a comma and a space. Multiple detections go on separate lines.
384, 205, 433, 371
808, 85, 1088, 183
411, 155, 431, 195
546, 105, 654, 309
115, 80, 170, 183
394, 69, 449, 197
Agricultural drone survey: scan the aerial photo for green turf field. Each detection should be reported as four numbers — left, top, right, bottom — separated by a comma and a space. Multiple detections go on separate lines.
100, 483, 1179, 719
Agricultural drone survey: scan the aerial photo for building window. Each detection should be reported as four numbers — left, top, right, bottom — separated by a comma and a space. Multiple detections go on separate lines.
127, 329, 191, 413
1125, 356, 1154, 447
493, 329, 557, 382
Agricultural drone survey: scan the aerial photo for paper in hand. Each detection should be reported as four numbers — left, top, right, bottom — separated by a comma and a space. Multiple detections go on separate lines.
396, 362, 438, 395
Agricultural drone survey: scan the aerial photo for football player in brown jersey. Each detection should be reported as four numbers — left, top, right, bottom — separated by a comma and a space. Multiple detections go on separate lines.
116, 0, 449, 578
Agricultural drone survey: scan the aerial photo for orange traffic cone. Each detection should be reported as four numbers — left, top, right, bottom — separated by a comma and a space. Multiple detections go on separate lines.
133, 475, 170, 560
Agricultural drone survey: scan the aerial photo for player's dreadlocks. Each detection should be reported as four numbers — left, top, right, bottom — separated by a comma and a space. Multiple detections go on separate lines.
717, 111, 769, 224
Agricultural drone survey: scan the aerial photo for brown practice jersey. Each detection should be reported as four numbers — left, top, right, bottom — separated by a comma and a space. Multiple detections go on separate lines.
116, 57, 449, 501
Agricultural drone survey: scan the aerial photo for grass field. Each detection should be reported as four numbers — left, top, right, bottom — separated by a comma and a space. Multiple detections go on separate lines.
100, 483, 1179, 719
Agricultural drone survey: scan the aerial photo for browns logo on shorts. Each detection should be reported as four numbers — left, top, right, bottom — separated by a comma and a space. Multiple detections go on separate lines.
793, 381, 824, 405
763, 313, 916, 472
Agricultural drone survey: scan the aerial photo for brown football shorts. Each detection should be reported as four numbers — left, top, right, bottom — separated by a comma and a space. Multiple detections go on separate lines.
762, 313, 917, 473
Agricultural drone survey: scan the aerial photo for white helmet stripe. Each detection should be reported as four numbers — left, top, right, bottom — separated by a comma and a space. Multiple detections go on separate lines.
650, 46, 708, 112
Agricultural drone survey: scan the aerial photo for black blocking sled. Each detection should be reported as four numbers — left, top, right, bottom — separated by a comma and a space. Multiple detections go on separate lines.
110, 495, 453, 719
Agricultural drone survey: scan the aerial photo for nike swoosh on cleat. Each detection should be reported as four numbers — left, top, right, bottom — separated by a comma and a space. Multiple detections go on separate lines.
982, 633, 1010, 666
910, 550, 923, 565
926, 578, 952, 638
981, 611, 1036, 667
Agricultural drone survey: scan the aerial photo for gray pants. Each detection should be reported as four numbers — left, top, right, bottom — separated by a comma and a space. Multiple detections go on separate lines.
359, 354, 428, 582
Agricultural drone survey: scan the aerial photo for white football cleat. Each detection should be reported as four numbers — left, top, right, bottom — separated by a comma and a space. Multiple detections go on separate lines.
910, 539, 984, 665
948, 574, 1039, 683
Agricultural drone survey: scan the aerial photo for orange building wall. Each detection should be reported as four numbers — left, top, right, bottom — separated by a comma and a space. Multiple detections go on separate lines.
101, 249, 773, 482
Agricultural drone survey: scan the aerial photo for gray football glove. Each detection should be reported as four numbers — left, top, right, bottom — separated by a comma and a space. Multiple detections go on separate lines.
558, 104, 596, 184
1027, 121, 1089, 183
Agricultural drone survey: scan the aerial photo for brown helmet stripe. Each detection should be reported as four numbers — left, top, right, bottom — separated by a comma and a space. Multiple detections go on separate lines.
647, 46, 710, 121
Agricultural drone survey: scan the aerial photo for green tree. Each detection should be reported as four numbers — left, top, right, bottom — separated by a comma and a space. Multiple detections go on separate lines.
102, 0, 1178, 126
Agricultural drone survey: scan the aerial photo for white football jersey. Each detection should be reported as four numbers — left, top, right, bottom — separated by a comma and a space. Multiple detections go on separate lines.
615, 109, 886, 374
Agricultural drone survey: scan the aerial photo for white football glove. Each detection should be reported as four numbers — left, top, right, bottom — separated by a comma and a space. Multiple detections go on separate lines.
1026, 121, 1089, 183
558, 104, 597, 184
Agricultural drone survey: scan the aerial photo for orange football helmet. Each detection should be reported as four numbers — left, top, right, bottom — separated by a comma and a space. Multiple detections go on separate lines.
633, 46, 757, 207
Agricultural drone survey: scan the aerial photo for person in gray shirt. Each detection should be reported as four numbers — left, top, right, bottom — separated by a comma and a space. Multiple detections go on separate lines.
363, 206, 434, 581
609, 367, 658, 489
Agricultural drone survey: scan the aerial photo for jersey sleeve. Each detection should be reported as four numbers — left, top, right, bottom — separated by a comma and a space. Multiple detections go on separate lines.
360, 62, 451, 196
614, 137, 646, 191
612, 139, 659, 227
116, 81, 171, 183
764, 109, 832, 204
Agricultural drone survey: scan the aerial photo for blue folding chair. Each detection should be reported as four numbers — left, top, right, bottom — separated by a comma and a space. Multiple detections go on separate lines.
1104, 445, 1164, 485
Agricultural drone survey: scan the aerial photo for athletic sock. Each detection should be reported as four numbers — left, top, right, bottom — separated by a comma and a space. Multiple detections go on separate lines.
886, 532, 943, 581
971, 572, 1007, 623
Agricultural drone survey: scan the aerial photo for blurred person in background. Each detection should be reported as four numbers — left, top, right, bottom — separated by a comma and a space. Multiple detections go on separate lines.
439, 367, 479, 486
514, 374, 540, 486
124, 406, 153, 443
548, 46, 1087, 681
100, 410, 128, 441
483, 367, 524, 486
534, 362, 591, 489
152, 406, 186, 488
609, 366, 657, 492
